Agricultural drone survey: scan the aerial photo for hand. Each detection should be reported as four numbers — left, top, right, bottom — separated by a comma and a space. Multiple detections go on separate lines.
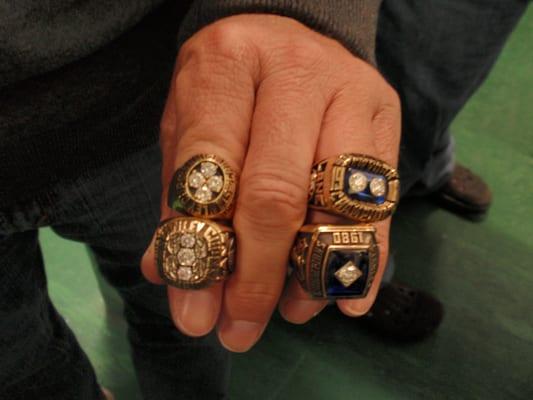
141, 14, 400, 352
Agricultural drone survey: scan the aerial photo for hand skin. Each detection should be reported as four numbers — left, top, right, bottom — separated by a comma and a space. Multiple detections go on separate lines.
141, 14, 401, 352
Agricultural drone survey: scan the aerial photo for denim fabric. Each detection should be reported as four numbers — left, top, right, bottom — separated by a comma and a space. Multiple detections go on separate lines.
0, 144, 230, 399
377, 0, 529, 196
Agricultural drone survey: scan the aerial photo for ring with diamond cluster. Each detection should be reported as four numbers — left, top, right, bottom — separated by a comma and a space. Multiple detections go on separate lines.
308, 153, 399, 222
168, 154, 238, 219
290, 224, 378, 299
159, 154, 237, 289
155, 217, 235, 289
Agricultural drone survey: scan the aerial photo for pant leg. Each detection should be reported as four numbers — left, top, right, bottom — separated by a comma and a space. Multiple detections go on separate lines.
376, 0, 529, 196
50, 144, 230, 400
408, 132, 456, 196
0, 228, 104, 400
376, 0, 528, 283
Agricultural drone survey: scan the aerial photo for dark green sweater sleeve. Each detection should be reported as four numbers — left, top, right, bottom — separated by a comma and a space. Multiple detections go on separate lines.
177, 0, 382, 65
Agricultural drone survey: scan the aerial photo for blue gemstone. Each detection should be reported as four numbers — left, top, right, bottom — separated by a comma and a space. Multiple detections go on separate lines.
344, 168, 386, 204
326, 250, 369, 297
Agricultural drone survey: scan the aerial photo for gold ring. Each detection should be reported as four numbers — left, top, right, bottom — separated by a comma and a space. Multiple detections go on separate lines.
290, 224, 378, 299
168, 154, 237, 219
308, 154, 399, 222
155, 217, 235, 289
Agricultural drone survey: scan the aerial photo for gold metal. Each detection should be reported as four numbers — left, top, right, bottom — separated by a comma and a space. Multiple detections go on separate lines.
308, 154, 399, 222
155, 217, 235, 289
290, 224, 378, 299
169, 154, 237, 219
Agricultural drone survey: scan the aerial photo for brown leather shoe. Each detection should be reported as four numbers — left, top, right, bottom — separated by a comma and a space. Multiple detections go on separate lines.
433, 163, 492, 220
360, 283, 444, 342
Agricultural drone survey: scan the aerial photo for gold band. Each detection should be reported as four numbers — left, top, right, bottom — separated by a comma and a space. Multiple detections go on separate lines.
308, 154, 399, 222
290, 224, 378, 299
169, 154, 238, 219
155, 217, 235, 289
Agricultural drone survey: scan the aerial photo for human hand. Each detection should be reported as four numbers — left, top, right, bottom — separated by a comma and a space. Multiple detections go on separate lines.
141, 14, 400, 352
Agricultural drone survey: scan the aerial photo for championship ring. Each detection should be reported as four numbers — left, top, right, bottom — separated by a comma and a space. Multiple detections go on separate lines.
308, 154, 399, 222
290, 224, 378, 299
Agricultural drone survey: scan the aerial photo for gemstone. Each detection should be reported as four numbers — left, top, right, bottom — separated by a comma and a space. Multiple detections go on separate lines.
188, 170, 206, 189
334, 261, 363, 287
200, 162, 218, 177
180, 233, 196, 248
326, 250, 370, 297
166, 233, 181, 254
207, 175, 223, 193
369, 177, 386, 197
178, 266, 193, 280
348, 171, 368, 193
194, 185, 213, 202
177, 248, 196, 266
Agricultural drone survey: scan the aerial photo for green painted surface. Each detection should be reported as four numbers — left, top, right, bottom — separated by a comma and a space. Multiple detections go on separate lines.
43, 9, 533, 400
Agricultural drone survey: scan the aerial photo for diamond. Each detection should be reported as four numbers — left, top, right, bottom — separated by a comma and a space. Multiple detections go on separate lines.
178, 266, 193, 280
207, 175, 223, 193
180, 233, 196, 248
200, 162, 218, 177
334, 261, 363, 287
177, 248, 196, 266
348, 171, 368, 193
188, 170, 205, 189
369, 177, 386, 197
194, 185, 213, 202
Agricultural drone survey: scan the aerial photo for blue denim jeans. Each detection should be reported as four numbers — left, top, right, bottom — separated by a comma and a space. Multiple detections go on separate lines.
377, 0, 529, 196
0, 144, 230, 399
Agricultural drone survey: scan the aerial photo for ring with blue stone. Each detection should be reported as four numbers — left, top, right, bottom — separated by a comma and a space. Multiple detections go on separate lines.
290, 224, 378, 299
308, 154, 399, 222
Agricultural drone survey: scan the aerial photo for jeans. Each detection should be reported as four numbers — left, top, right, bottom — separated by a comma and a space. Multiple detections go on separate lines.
0, 144, 230, 399
377, 0, 529, 196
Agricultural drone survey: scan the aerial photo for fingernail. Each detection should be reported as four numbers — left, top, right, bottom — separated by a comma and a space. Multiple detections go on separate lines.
218, 319, 263, 352
175, 291, 216, 337
280, 299, 326, 324
343, 303, 370, 317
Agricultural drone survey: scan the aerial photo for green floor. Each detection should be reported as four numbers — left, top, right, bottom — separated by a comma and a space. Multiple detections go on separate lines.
42, 10, 533, 400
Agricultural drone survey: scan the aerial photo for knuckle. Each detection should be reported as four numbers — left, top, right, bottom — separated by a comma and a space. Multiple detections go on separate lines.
237, 171, 307, 235
381, 81, 401, 112
177, 21, 256, 73
200, 21, 254, 64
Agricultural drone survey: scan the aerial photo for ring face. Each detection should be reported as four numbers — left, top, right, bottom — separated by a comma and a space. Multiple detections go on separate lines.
169, 154, 237, 219
308, 154, 399, 222
155, 217, 235, 289
290, 225, 378, 299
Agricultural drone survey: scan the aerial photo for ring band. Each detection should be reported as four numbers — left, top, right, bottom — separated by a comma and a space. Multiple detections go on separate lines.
308, 154, 399, 222
290, 224, 378, 299
155, 217, 235, 289
168, 154, 237, 219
